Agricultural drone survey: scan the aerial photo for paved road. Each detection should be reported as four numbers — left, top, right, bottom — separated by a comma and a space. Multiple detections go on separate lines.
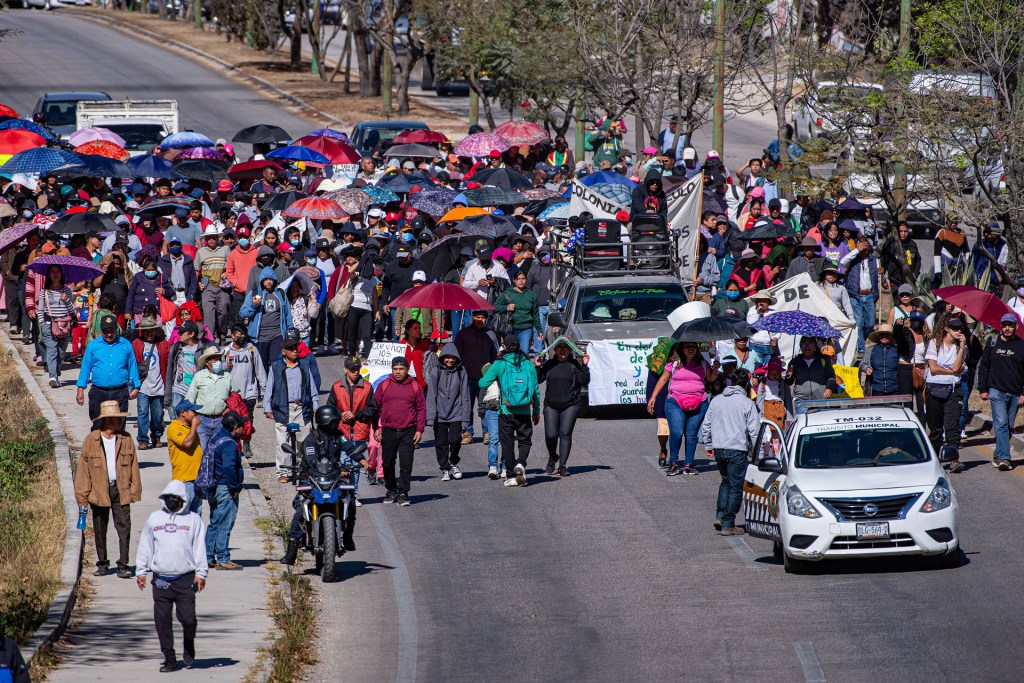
6, 10, 1019, 683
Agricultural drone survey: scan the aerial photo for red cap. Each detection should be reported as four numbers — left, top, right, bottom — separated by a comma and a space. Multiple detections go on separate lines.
277, 242, 294, 254
385, 212, 401, 222
217, 179, 233, 191
236, 225, 251, 237
615, 210, 631, 223
488, 150, 501, 159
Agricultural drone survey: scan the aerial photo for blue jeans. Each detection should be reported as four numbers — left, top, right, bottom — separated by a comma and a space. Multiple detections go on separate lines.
988, 388, 1020, 461
197, 415, 223, 457
183, 480, 202, 515
350, 440, 366, 496
714, 449, 747, 527
850, 293, 876, 352
169, 392, 187, 420
665, 396, 710, 467
515, 328, 534, 355
206, 484, 239, 563
483, 409, 500, 468
533, 306, 549, 354
40, 323, 68, 381
136, 393, 165, 444
958, 375, 974, 433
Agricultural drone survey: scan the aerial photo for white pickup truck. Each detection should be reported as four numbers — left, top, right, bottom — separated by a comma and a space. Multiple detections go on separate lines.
75, 100, 179, 157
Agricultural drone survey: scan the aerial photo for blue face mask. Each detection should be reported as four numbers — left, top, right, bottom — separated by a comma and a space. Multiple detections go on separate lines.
144, 269, 158, 279
305, 257, 316, 265
211, 360, 223, 374
726, 290, 740, 301
289, 239, 301, 247
169, 245, 182, 256
238, 238, 250, 248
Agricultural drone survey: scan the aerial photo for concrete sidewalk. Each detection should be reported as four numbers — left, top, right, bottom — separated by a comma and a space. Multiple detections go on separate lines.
15, 342, 273, 681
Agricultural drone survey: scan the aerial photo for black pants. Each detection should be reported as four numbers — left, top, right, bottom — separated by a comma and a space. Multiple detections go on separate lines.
925, 384, 962, 453
544, 404, 581, 466
313, 309, 334, 347
255, 337, 282, 371
153, 572, 197, 663
499, 413, 533, 471
88, 385, 129, 428
382, 427, 416, 494
92, 482, 131, 568
434, 421, 463, 471
229, 290, 245, 328
346, 308, 373, 356
896, 364, 914, 395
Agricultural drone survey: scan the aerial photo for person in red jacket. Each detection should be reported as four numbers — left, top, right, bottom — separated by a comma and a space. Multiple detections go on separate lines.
132, 316, 171, 449
330, 356, 379, 501
373, 356, 426, 507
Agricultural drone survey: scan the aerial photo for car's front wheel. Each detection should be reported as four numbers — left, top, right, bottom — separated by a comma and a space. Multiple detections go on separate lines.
783, 552, 811, 575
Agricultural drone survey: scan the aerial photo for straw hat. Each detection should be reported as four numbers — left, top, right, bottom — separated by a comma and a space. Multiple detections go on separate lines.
867, 324, 894, 344
196, 346, 223, 367
748, 291, 777, 305
97, 400, 128, 419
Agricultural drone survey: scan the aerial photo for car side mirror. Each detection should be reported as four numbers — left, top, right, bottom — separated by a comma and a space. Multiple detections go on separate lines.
939, 445, 958, 463
556, 298, 567, 310
757, 457, 782, 472
546, 312, 564, 328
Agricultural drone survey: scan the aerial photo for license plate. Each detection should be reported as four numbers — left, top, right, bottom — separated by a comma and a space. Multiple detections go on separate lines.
856, 522, 890, 540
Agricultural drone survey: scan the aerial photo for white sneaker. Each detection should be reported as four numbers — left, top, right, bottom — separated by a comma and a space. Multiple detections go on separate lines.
450, 465, 462, 480
514, 464, 526, 486
441, 470, 451, 482
503, 477, 520, 487
487, 466, 499, 479
48, 377, 59, 388
500, 467, 507, 479
354, 498, 363, 507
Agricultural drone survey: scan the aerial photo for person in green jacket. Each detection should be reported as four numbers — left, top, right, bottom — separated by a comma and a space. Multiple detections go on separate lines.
494, 270, 541, 358
588, 120, 623, 169
479, 334, 541, 487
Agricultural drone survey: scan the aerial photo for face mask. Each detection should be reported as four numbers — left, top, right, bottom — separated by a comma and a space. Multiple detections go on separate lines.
726, 290, 740, 301
305, 257, 316, 265
144, 269, 158, 279
401, 232, 414, 243
1017, 287, 1024, 298
289, 239, 301, 247
211, 360, 224, 374
169, 245, 182, 256
164, 497, 183, 513
238, 238, 250, 248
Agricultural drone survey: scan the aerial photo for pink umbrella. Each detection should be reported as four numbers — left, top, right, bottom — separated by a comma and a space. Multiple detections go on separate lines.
282, 196, 348, 220
495, 120, 549, 145
175, 146, 225, 161
69, 127, 126, 148
453, 132, 511, 158
389, 282, 494, 311
933, 286, 1024, 340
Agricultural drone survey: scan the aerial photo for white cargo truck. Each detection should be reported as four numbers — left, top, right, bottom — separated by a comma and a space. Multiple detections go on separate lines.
75, 100, 179, 157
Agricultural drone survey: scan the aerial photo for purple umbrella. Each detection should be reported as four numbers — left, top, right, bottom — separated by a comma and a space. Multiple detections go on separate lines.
305, 128, 350, 143
27, 254, 105, 284
175, 146, 224, 161
453, 132, 511, 158
409, 187, 458, 217
751, 310, 841, 339
0, 222, 37, 255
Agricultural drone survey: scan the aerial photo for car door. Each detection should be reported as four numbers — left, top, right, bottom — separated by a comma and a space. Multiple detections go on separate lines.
743, 420, 789, 541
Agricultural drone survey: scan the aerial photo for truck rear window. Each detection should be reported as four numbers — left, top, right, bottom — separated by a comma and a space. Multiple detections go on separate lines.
578, 285, 685, 322
796, 428, 930, 468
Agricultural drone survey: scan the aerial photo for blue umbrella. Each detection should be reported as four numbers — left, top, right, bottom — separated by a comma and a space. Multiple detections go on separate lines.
409, 187, 458, 217
358, 186, 400, 204
305, 128, 350, 143
751, 310, 841, 339
560, 170, 638, 198
126, 154, 176, 178
161, 131, 215, 149
538, 202, 571, 220
377, 172, 433, 194
589, 182, 633, 205
0, 119, 56, 141
266, 145, 331, 164
452, 213, 520, 239
0, 148, 81, 174
55, 154, 131, 178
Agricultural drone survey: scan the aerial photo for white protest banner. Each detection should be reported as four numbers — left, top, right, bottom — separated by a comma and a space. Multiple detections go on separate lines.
361, 342, 415, 389
569, 179, 629, 219
586, 339, 656, 405
665, 172, 704, 285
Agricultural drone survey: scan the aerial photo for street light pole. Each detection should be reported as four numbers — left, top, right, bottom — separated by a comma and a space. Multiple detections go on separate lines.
712, 0, 726, 155
893, 0, 911, 221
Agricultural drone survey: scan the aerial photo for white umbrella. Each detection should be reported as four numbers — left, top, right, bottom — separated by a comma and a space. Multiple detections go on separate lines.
69, 127, 126, 148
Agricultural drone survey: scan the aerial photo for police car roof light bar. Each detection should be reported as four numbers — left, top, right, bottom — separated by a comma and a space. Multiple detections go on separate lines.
794, 395, 914, 414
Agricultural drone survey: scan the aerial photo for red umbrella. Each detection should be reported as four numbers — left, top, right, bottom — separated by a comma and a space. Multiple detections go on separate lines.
393, 129, 451, 145
389, 282, 494, 311
0, 129, 46, 155
282, 196, 348, 220
495, 120, 549, 145
227, 159, 284, 181
292, 135, 360, 164
74, 140, 130, 161
933, 285, 1024, 339
0, 105, 18, 118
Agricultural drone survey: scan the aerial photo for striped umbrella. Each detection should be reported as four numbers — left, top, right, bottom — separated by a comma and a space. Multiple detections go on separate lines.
323, 188, 372, 215
358, 186, 399, 204
69, 127, 126, 147
494, 120, 549, 145
74, 140, 130, 161
282, 196, 347, 220
462, 186, 528, 206
453, 132, 511, 157
174, 146, 224, 161
0, 129, 47, 155
161, 131, 215, 149
0, 105, 18, 118
0, 148, 81, 174
0, 119, 56, 141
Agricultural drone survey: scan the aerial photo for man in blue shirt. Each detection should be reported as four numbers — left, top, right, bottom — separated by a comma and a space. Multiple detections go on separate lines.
77, 314, 141, 428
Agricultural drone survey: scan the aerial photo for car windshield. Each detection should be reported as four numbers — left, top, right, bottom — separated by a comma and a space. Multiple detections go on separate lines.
796, 427, 930, 468
578, 284, 685, 322
104, 124, 165, 151
41, 101, 79, 127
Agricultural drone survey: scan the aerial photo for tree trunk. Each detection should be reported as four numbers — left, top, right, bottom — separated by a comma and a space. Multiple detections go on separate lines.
289, 1, 302, 69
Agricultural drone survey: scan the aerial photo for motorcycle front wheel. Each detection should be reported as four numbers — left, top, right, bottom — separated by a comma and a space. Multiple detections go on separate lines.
321, 515, 337, 583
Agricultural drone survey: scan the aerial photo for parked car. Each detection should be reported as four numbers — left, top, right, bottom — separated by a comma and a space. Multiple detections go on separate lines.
349, 121, 429, 155
31, 92, 112, 139
284, 2, 346, 32
844, 173, 945, 238
793, 81, 883, 143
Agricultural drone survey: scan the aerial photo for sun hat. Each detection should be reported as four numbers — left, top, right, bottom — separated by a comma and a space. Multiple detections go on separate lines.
97, 400, 128, 419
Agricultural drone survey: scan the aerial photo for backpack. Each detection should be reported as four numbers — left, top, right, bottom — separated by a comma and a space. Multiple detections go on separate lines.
194, 431, 235, 499
226, 391, 255, 439
498, 355, 537, 410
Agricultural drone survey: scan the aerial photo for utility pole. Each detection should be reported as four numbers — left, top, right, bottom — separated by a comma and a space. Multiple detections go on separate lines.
468, 69, 479, 128
311, 0, 321, 76
574, 87, 585, 164
193, 0, 201, 28
893, 0, 911, 221
382, 49, 393, 117
712, 0, 726, 154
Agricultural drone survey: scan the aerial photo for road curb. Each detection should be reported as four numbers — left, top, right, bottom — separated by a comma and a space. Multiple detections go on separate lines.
65, 8, 350, 130
0, 327, 83, 668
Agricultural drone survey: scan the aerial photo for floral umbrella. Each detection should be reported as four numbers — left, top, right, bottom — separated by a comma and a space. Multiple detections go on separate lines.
282, 196, 348, 220
323, 188, 372, 215
409, 187, 459, 217
453, 132, 511, 157
74, 140, 130, 161
494, 120, 549, 145
26, 254, 105, 284
69, 127, 125, 147
521, 187, 560, 201
751, 310, 841, 339
0, 222, 39, 255
304, 128, 350, 143
358, 186, 400, 205
175, 146, 224, 161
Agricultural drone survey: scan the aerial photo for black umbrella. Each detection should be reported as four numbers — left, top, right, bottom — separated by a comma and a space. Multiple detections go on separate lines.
125, 154, 176, 179
702, 189, 728, 216
49, 212, 120, 235
672, 315, 750, 342
232, 124, 291, 144
262, 191, 309, 213
376, 172, 433, 194
452, 213, 521, 240
739, 220, 798, 242
171, 159, 229, 183
522, 196, 567, 216
420, 234, 487, 282
54, 154, 131, 178
470, 167, 533, 190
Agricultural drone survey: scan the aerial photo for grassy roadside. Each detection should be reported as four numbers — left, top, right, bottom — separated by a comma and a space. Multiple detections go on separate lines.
0, 350, 64, 644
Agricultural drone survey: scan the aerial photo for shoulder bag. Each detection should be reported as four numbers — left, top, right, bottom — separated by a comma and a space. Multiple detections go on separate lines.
46, 291, 73, 340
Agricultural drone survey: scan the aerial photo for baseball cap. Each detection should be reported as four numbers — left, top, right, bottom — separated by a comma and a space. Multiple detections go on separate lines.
315, 238, 330, 251
488, 150, 501, 159
178, 320, 199, 336
412, 270, 427, 282
391, 356, 409, 368
946, 317, 964, 329
277, 242, 294, 254
682, 147, 696, 161
282, 328, 301, 348
99, 314, 118, 330
190, 188, 205, 199
215, 138, 227, 146
236, 225, 251, 238
175, 399, 204, 414
344, 355, 362, 371
396, 245, 413, 257
402, 160, 416, 170
168, 235, 182, 245
367, 207, 386, 219
217, 179, 233, 191
1001, 313, 1018, 325
897, 284, 914, 296
385, 212, 401, 222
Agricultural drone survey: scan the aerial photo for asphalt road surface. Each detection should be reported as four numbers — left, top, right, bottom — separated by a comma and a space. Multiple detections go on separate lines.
4, 10, 1016, 683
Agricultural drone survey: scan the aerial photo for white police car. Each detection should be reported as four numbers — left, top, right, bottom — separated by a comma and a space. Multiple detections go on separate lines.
744, 397, 960, 574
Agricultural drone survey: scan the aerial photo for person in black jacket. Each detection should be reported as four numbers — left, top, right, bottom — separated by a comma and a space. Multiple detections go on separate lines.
0, 628, 29, 683
630, 170, 668, 218
977, 313, 1024, 470
535, 340, 591, 476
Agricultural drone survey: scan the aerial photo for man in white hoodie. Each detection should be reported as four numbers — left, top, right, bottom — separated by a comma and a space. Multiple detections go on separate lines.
701, 369, 761, 537
136, 480, 209, 673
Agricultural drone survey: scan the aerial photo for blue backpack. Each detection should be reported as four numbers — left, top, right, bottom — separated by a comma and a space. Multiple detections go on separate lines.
193, 432, 234, 500
499, 355, 537, 410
